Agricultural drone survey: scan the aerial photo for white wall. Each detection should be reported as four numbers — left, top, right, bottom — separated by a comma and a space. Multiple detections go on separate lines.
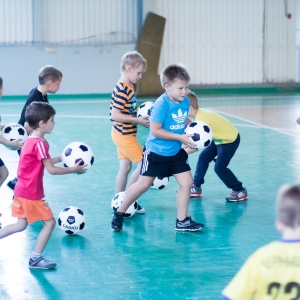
0, 0, 298, 96
0, 44, 135, 96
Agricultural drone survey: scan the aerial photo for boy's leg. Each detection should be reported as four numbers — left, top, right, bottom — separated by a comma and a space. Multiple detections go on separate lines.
29, 218, 56, 270
112, 176, 154, 232
214, 135, 243, 191
174, 171, 193, 220
0, 161, 9, 187
33, 218, 56, 253
126, 160, 142, 189
174, 171, 204, 231
0, 218, 28, 238
115, 158, 132, 193
193, 141, 217, 188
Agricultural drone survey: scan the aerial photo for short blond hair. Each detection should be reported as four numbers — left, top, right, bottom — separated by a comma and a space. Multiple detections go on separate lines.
277, 184, 300, 228
120, 51, 147, 72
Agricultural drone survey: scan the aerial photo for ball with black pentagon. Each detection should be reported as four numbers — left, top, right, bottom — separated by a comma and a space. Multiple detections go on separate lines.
61, 142, 94, 171
184, 121, 212, 150
57, 206, 85, 235
1, 123, 28, 150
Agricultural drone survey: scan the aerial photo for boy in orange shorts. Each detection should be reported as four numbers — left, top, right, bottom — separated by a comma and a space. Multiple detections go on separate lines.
110, 51, 150, 212
0, 102, 86, 269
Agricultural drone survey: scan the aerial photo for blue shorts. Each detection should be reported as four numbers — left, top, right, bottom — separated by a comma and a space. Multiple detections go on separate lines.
140, 148, 191, 177
0, 158, 4, 167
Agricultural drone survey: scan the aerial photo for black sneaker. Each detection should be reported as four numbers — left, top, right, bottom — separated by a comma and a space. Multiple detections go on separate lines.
7, 177, 18, 191
175, 216, 204, 232
111, 211, 124, 232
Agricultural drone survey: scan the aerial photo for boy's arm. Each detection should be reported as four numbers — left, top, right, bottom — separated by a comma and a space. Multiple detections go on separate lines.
296, 117, 300, 125
43, 158, 86, 175
151, 121, 197, 148
0, 136, 24, 150
111, 107, 149, 127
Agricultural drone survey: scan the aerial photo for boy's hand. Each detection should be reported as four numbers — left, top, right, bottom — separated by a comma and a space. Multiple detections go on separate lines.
72, 160, 88, 174
297, 117, 300, 125
181, 134, 197, 149
7, 139, 24, 150
137, 116, 150, 128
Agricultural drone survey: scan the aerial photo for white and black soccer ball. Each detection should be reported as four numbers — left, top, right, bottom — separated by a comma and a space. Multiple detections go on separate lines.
57, 206, 85, 235
137, 101, 154, 118
184, 121, 212, 150
150, 177, 169, 190
1, 123, 28, 150
111, 191, 138, 218
61, 142, 94, 170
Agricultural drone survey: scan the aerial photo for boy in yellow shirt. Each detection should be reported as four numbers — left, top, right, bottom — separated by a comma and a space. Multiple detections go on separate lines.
222, 183, 300, 299
187, 90, 247, 201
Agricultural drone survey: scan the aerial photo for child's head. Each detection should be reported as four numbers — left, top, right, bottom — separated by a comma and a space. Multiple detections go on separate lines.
160, 64, 190, 88
25, 101, 56, 130
187, 90, 199, 110
160, 65, 190, 102
38, 65, 63, 94
120, 51, 147, 84
276, 184, 300, 229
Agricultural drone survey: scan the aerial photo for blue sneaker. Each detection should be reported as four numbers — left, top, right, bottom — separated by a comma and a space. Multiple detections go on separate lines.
29, 257, 57, 269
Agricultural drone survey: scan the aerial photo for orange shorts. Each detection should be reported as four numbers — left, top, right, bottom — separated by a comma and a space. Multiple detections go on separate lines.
111, 129, 143, 162
12, 196, 54, 224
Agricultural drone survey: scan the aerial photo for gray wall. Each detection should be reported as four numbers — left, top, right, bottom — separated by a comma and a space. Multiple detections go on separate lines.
0, 44, 135, 96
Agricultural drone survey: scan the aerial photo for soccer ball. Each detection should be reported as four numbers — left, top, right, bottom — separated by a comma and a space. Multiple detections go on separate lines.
137, 101, 154, 118
184, 121, 213, 150
57, 206, 85, 235
62, 142, 94, 170
150, 177, 169, 190
111, 191, 138, 218
1, 123, 28, 150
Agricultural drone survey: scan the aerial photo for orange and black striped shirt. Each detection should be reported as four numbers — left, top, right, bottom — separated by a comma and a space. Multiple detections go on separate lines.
109, 81, 137, 135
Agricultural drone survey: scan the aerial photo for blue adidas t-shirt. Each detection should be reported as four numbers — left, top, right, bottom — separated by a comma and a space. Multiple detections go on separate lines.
145, 92, 189, 156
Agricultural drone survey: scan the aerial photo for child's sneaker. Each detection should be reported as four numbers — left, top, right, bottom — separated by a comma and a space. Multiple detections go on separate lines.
29, 257, 57, 269
136, 203, 146, 214
175, 216, 204, 232
111, 211, 124, 232
190, 184, 202, 198
226, 188, 248, 202
7, 177, 18, 191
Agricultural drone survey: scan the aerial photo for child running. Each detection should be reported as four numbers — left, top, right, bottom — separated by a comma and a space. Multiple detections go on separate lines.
0, 101, 85, 269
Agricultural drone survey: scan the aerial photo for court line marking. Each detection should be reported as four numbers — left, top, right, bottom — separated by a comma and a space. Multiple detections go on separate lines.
212, 108, 297, 137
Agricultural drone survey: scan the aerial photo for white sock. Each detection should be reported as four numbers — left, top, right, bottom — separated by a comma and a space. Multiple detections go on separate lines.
31, 252, 42, 260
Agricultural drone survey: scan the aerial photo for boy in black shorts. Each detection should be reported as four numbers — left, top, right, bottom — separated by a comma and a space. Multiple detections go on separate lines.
111, 64, 204, 232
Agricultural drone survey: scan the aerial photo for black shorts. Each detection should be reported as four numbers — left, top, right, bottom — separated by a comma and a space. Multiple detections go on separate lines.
0, 158, 4, 167
140, 148, 191, 177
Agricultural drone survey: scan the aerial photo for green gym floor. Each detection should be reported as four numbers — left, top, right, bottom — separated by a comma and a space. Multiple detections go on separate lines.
0, 91, 300, 300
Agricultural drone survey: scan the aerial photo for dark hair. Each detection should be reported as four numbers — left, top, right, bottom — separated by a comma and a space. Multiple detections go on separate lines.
277, 184, 300, 228
0, 76, 3, 89
160, 64, 190, 87
38, 65, 63, 85
25, 102, 56, 129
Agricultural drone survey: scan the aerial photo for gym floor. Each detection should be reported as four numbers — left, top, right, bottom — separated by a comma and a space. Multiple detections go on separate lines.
0, 91, 299, 299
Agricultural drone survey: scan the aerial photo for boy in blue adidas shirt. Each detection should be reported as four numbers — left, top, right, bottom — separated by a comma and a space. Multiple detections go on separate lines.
111, 64, 204, 232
